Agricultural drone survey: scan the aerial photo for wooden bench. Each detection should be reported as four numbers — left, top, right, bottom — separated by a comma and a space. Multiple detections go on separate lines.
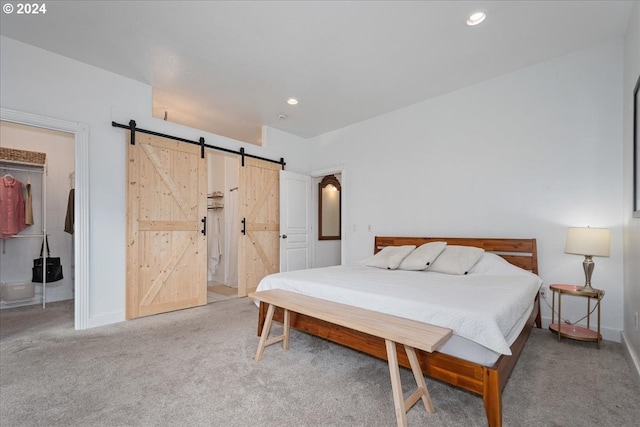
249, 289, 452, 427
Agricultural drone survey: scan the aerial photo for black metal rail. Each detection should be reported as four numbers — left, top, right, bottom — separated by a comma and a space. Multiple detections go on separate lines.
112, 120, 286, 169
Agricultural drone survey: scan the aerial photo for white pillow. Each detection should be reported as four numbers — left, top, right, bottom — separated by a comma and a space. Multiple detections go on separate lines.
398, 242, 447, 270
366, 245, 416, 270
467, 252, 536, 277
427, 245, 484, 275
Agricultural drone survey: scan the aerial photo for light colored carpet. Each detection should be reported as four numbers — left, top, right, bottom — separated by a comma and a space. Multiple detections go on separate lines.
1, 299, 639, 426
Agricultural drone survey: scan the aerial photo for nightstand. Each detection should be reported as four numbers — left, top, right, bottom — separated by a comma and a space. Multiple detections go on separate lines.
549, 284, 604, 349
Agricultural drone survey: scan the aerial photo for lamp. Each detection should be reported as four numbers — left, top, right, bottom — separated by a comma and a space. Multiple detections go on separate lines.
565, 227, 610, 290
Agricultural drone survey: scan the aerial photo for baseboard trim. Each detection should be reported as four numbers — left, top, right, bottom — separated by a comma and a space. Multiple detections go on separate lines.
86, 311, 125, 329
621, 331, 640, 386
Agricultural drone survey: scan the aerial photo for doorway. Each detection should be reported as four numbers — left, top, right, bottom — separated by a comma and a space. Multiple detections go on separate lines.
206, 151, 239, 303
312, 167, 345, 268
0, 108, 88, 329
0, 120, 76, 318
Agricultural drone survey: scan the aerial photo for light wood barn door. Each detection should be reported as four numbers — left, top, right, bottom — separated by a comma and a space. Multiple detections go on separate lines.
126, 133, 207, 319
238, 158, 280, 297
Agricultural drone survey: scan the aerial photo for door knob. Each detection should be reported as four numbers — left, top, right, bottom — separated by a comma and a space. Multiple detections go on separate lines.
282, 234, 288, 239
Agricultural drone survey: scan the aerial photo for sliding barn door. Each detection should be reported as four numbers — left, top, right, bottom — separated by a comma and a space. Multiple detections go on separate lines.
126, 133, 207, 319
238, 158, 280, 297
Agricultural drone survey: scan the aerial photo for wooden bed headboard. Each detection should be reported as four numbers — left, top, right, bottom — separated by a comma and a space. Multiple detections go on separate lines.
374, 236, 538, 275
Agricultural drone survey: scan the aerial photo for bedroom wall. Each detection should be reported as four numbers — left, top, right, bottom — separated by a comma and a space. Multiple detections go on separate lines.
309, 40, 625, 342
622, 1, 640, 381
0, 36, 310, 328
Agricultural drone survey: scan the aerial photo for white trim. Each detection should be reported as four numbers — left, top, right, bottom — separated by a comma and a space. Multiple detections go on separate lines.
86, 311, 126, 329
621, 331, 640, 385
0, 107, 90, 330
311, 165, 346, 266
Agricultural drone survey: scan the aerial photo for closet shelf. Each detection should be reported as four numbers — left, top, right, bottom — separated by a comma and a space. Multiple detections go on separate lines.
208, 201, 224, 210
0, 147, 46, 166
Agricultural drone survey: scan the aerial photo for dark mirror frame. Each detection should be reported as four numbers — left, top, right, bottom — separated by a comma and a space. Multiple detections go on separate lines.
634, 73, 640, 218
318, 174, 341, 240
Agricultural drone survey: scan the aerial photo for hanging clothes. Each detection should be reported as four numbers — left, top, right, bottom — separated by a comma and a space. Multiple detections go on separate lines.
0, 175, 27, 239
24, 181, 34, 226
208, 214, 221, 275
64, 188, 74, 234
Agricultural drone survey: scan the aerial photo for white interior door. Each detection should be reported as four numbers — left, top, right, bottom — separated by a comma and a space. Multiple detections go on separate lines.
280, 170, 312, 272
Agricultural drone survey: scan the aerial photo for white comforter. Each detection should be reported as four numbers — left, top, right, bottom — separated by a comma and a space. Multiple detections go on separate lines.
255, 264, 541, 355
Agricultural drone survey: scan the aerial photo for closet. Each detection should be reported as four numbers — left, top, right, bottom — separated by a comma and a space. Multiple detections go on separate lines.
0, 121, 75, 310
0, 148, 48, 306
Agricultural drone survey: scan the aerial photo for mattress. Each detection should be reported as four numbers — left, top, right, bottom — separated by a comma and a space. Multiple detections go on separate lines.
255, 258, 541, 366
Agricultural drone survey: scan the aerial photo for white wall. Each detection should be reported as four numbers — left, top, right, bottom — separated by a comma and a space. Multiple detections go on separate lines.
622, 1, 640, 380
263, 126, 311, 174
0, 36, 309, 328
0, 121, 75, 305
310, 40, 625, 342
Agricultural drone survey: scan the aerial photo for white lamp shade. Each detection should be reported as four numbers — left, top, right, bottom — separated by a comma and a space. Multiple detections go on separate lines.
565, 227, 610, 257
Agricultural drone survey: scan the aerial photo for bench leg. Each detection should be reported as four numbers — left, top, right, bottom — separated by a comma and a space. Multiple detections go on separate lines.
255, 303, 276, 361
386, 340, 409, 427
254, 305, 291, 362
405, 345, 434, 414
385, 340, 435, 427
283, 308, 290, 350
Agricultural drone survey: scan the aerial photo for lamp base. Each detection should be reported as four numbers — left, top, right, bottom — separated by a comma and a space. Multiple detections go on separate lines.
581, 255, 595, 290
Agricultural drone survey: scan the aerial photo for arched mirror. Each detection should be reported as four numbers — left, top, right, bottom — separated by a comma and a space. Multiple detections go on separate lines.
318, 174, 341, 240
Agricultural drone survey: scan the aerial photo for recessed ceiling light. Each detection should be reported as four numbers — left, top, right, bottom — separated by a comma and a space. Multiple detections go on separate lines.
467, 12, 486, 26
287, 98, 298, 105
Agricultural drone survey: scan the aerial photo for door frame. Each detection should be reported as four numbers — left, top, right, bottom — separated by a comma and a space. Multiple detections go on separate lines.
310, 165, 346, 266
1, 107, 90, 330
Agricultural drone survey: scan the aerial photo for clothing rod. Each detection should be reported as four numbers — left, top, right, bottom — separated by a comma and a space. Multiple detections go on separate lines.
111, 121, 286, 169
1, 165, 45, 174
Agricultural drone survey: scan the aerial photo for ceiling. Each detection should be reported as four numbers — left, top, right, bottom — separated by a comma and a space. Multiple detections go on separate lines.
0, 1, 633, 145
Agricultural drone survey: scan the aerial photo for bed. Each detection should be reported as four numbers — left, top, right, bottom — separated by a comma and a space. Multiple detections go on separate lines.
255, 236, 541, 427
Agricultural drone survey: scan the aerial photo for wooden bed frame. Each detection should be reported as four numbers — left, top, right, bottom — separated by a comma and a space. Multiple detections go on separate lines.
257, 236, 541, 427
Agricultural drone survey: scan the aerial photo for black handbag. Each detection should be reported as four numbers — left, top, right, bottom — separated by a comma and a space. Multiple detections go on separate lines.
32, 238, 63, 283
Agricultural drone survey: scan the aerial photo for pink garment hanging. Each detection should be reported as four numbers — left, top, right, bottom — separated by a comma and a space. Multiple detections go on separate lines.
0, 175, 27, 239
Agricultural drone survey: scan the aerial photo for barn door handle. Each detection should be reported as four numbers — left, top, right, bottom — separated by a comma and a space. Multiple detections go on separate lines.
241, 218, 246, 235
201, 217, 207, 235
